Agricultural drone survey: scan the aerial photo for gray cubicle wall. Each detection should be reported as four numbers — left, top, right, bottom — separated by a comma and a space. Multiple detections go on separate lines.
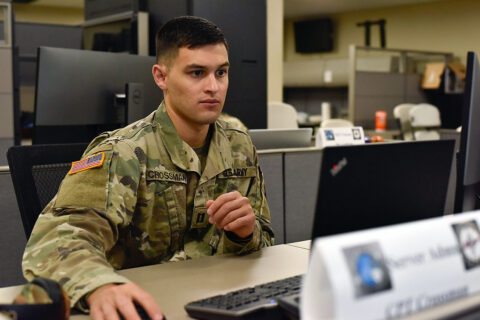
0, 169, 27, 287
353, 72, 427, 130
283, 150, 322, 243
258, 153, 284, 244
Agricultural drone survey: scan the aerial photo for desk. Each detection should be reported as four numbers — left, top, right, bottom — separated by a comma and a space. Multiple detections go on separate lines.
2, 241, 480, 319
287, 240, 310, 250
0, 243, 309, 320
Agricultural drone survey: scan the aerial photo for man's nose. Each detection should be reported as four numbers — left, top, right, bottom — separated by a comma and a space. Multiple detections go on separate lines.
204, 73, 219, 92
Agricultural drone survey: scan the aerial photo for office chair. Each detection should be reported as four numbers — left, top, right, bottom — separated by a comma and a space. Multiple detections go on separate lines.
7, 143, 89, 238
267, 101, 299, 129
409, 103, 441, 140
320, 118, 354, 128
393, 103, 415, 140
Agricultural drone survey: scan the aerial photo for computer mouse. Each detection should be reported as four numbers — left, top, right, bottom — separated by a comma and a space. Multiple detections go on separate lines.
119, 304, 167, 320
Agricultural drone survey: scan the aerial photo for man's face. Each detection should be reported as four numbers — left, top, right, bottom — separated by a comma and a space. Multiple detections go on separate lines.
154, 43, 229, 129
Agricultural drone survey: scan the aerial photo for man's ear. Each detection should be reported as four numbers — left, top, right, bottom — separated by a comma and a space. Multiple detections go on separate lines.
152, 64, 168, 90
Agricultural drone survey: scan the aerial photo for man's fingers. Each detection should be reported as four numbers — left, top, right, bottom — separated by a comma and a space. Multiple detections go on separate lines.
207, 191, 241, 215
225, 215, 255, 233
88, 283, 163, 320
208, 196, 245, 225
135, 294, 164, 320
215, 206, 244, 228
90, 307, 105, 320
206, 200, 214, 208
99, 303, 121, 320
117, 299, 141, 320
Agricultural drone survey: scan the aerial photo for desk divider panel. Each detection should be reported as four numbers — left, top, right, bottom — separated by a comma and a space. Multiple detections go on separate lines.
284, 150, 322, 243
258, 153, 284, 244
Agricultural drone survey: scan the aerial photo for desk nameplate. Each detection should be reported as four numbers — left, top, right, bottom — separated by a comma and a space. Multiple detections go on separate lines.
302, 211, 480, 320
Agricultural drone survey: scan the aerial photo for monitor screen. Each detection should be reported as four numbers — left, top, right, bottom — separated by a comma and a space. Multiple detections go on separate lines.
311, 140, 454, 239
454, 52, 480, 212
33, 47, 162, 144
294, 18, 333, 53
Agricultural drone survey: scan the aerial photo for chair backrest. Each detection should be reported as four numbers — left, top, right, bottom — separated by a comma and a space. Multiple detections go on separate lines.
7, 143, 89, 238
267, 101, 299, 129
393, 103, 415, 140
320, 118, 354, 128
409, 103, 441, 141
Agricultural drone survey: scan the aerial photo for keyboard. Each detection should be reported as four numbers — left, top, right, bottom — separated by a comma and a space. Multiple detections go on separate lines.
184, 274, 302, 320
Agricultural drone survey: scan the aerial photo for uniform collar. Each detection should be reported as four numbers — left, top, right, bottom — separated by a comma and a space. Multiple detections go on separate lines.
153, 101, 233, 182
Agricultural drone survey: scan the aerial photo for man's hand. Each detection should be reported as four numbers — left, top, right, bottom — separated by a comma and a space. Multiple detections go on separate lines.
87, 282, 164, 320
206, 191, 256, 238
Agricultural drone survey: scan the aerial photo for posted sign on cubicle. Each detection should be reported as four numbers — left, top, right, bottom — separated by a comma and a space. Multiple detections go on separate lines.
301, 211, 480, 319
315, 127, 365, 149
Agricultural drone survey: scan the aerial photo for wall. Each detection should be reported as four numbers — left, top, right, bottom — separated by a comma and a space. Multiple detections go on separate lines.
0, 2, 14, 141
267, 0, 283, 102
285, 0, 480, 65
12, 4, 83, 25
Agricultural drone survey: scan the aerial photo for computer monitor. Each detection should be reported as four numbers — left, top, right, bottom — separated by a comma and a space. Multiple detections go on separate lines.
311, 140, 454, 238
33, 46, 162, 144
454, 52, 480, 213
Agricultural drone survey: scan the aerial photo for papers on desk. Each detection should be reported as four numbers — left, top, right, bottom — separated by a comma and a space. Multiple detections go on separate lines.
301, 211, 480, 319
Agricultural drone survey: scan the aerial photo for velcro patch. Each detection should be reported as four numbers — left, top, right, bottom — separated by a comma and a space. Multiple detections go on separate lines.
68, 152, 105, 175
146, 169, 187, 184
219, 167, 256, 178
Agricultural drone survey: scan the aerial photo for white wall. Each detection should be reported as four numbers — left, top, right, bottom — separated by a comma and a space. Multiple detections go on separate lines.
267, 0, 284, 102
285, 0, 480, 66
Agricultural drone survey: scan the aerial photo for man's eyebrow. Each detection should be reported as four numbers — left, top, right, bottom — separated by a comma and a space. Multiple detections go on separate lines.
185, 62, 230, 70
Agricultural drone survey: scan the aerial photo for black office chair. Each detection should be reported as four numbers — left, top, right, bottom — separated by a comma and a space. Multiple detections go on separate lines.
7, 143, 89, 238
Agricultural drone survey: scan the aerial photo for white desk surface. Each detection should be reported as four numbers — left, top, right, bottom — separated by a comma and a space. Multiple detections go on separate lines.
70, 243, 307, 319
286, 240, 310, 250
2, 241, 480, 319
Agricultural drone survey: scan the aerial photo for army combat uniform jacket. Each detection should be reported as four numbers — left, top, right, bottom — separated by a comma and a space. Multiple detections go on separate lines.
22, 102, 274, 309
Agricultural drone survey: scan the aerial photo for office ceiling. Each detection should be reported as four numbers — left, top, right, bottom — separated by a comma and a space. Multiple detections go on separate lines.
284, 0, 445, 18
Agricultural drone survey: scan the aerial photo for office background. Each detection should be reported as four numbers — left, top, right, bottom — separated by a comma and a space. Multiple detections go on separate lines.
0, 0, 476, 142
0, 0, 476, 288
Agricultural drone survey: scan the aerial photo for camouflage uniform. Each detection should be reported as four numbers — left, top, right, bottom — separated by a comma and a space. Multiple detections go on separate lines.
22, 102, 274, 310
218, 113, 249, 132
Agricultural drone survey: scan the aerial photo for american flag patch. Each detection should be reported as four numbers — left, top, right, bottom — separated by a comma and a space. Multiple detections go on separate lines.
68, 152, 105, 175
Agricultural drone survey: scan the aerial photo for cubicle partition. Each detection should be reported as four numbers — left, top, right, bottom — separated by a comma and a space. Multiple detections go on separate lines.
348, 46, 454, 130
258, 148, 322, 244
257, 153, 285, 244
283, 150, 322, 243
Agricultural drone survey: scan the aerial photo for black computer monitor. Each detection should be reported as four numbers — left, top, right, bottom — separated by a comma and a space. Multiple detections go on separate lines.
454, 52, 480, 213
33, 46, 162, 144
311, 140, 454, 238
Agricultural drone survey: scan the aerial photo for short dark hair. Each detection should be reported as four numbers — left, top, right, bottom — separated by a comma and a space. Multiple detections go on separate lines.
155, 16, 228, 65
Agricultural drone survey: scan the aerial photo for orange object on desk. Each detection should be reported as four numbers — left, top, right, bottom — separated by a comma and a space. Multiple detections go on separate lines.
375, 110, 387, 131
370, 135, 384, 143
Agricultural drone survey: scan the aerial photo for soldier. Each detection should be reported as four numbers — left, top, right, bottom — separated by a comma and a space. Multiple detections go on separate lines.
22, 16, 274, 320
